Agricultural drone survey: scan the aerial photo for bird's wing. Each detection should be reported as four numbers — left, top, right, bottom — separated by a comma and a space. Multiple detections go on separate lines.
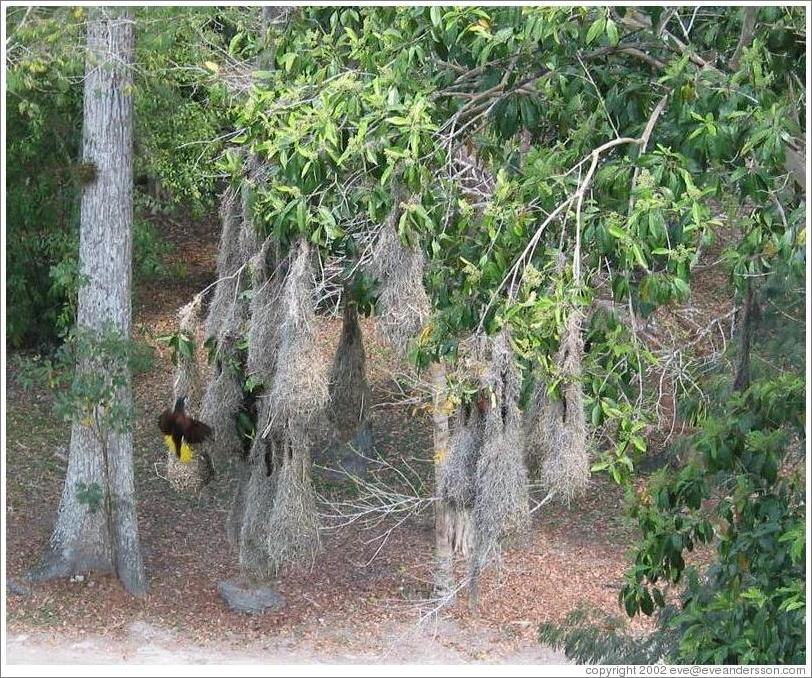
182, 418, 213, 444
158, 409, 174, 435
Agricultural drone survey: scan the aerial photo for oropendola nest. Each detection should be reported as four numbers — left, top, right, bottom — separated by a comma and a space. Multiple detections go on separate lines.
327, 300, 370, 442
264, 240, 329, 430
525, 309, 590, 503
195, 184, 261, 472
366, 215, 431, 355
236, 425, 321, 581
210, 199, 256, 352
261, 436, 321, 575
439, 333, 490, 510
165, 295, 214, 493
470, 329, 530, 590
197, 356, 245, 466
235, 395, 278, 572
246, 238, 282, 381
438, 405, 483, 510
238, 177, 260, 266
172, 295, 204, 410
231, 240, 282, 560
165, 441, 214, 493
205, 186, 243, 342
236, 240, 325, 577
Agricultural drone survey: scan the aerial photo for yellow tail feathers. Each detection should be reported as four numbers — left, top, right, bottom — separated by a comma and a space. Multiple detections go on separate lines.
164, 434, 194, 463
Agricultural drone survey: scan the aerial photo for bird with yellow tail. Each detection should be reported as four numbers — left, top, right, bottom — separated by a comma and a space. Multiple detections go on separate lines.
158, 396, 212, 463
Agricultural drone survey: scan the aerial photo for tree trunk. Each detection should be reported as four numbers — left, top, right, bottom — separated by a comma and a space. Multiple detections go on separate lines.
32, 7, 145, 596
431, 361, 455, 598
258, 7, 291, 72
431, 362, 476, 602
734, 280, 758, 393
730, 7, 760, 71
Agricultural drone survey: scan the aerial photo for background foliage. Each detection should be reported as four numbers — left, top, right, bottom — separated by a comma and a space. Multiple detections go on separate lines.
5, 6, 244, 346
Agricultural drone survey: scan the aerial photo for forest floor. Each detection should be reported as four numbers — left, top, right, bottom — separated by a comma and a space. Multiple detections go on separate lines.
4, 207, 730, 666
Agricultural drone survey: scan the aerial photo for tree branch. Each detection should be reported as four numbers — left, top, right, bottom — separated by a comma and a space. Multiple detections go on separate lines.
730, 7, 760, 71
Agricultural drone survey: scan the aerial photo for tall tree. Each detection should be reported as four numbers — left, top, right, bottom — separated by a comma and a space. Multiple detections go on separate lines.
31, 7, 146, 596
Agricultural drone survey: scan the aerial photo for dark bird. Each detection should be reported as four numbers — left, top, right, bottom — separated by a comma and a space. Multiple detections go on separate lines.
158, 396, 212, 463
476, 390, 492, 415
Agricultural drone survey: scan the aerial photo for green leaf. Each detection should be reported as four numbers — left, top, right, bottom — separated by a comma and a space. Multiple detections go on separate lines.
591, 404, 602, 426
228, 32, 245, 56
380, 163, 394, 186
178, 336, 194, 361
606, 19, 619, 47
296, 200, 308, 231
607, 224, 626, 239
278, 52, 296, 73
623, 591, 638, 617
640, 588, 654, 616
673, 277, 690, 298
631, 243, 649, 270
586, 17, 606, 45
244, 374, 263, 393
385, 116, 410, 126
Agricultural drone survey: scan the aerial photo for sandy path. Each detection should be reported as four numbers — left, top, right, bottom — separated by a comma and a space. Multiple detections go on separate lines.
5, 619, 568, 665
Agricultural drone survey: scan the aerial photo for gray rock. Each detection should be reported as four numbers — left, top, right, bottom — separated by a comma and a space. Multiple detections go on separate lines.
7, 577, 31, 597
321, 424, 374, 480
218, 579, 286, 614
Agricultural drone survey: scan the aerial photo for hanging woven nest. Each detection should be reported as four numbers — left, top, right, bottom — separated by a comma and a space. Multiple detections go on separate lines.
172, 295, 204, 408
263, 240, 329, 431
165, 445, 215, 494
229, 240, 281, 555
196, 355, 245, 467
205, 186, 243, 342
525, 308, 590, 503
236, 240, 326, 577
366, 202, 431, 354
235, 395, 278, 572
163, 294, 215, 493
246, 238, 282, 381
467, 329, 530, 607
472, 330, 530, 557
261, 430, 321, 574
438, 405, 483, 509
327, 300, 370, 441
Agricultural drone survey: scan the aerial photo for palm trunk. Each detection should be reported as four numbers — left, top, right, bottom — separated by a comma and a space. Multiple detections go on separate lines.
32, 7, 145, 595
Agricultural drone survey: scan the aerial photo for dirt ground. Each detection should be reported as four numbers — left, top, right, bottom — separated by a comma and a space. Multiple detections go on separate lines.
4, 210, 667, 666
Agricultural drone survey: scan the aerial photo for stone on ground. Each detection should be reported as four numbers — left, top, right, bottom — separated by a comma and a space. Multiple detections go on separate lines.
218, 579, 286, 614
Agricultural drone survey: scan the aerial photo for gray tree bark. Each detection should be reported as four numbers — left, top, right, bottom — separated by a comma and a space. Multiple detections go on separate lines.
431, 362, 455, 597
31, 7, 146, 596
431, 362, 475, 602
